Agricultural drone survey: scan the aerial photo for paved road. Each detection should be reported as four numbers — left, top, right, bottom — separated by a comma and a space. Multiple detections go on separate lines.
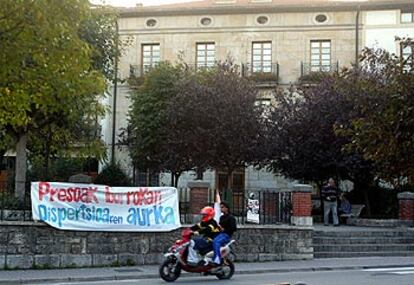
27, 266, 414, 285
3, 256, 413, 284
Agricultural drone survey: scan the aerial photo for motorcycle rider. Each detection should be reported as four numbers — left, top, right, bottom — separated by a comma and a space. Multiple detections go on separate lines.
187, 206, 220, 266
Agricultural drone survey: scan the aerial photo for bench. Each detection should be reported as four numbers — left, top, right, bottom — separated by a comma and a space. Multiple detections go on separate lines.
339, 204, 365, 223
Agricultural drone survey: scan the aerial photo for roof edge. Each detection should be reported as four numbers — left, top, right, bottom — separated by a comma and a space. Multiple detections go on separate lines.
119, 1, 414, 18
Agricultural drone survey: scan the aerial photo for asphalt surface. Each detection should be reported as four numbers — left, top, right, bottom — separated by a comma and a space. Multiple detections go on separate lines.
1, 256, 414, 284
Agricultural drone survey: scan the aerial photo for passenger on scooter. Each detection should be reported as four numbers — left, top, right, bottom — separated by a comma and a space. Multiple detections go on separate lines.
212, 201, 237, 265
187, 206, 220, 265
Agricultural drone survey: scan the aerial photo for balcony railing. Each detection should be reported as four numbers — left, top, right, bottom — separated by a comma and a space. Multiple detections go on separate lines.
300, 61, 339, 77
241, 63, 279, 85
129, 63, 279, 86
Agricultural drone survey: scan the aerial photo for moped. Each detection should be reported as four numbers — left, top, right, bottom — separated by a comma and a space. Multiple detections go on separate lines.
159, 228, 235, 282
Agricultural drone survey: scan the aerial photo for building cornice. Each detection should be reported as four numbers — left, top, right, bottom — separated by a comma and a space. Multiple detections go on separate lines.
119, 1, 414, 18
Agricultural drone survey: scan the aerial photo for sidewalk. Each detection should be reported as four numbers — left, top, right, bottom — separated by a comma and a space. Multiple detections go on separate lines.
1, 256, 414, 284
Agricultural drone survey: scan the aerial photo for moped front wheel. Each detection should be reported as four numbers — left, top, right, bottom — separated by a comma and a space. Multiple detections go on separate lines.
215, 258, 235, 280
159, 258, 181, 282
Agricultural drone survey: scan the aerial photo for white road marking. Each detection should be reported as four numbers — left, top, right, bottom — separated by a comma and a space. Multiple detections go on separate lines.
390, 271, 414, 275
363, 267, 414, 272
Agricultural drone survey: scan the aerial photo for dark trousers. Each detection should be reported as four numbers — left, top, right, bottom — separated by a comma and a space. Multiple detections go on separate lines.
194, 237, 212, 255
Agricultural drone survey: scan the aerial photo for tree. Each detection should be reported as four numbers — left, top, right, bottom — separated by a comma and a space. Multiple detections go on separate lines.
124, 62, 190, 186
168, 62, 265, 189
0, 0, 106, 202
339, 45, 414, 186
79, 4, 126, 81
27, 4, 124, 181
125, 61, 265, 188
267, 75, 376, 214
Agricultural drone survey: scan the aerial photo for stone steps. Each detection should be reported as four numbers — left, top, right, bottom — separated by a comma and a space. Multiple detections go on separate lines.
316, 251, 414, 258
313, 237, 414, 245
314, 244, 414, 252
314, 230, 413, 238
313, 228, 414, 258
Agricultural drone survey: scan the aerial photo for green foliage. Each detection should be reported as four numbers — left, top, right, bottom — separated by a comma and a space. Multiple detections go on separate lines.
27, 158, 85, 182
337, 45, 414, 186
125, 258, 136, 266
248, 72, 278, 83
94, 163, 131, 186
0, 191, 20, 209
298, 71, 330, 84
124, 61, 264, 187
0, 0, 116, 200
267, 81, 375, 186
124, 61, 190, 173
79, 4, 129, 81
346, 185, 401, 219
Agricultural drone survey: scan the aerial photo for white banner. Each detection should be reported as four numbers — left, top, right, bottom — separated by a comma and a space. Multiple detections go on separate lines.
31, 182, 181, 232
246, 198, 260, 224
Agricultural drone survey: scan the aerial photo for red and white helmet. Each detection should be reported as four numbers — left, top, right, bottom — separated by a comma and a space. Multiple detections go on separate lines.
200, 206, 215, 222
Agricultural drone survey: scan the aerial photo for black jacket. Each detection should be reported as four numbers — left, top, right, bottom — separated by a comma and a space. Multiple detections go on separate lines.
219, 213, 237, 237
190, 219, 220, 240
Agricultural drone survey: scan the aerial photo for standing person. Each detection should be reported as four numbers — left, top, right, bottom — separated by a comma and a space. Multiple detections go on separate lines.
212, 201, 237, 265
321, 178, 340, 226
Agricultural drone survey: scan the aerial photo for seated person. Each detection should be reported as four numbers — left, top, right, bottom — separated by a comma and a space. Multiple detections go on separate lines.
187, 206, 220, 265
338, 193, 352, 216
212, 201, 237, 265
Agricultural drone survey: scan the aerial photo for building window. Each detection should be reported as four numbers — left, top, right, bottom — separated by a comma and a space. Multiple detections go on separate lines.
401, 43, 413, 72
252, 41, 272, 73
196, 42, 215, 69
401, 11, 414, 23
142, 44, 160, 73
135, 169, 159, 187
310, 40, 331, 72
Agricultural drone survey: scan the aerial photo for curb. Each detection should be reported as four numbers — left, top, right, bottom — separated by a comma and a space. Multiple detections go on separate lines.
2, 264, 414, 284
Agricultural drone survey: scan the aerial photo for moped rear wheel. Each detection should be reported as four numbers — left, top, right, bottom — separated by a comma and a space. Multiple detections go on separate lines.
215, 258, 235, 280
159, 258, 181, 282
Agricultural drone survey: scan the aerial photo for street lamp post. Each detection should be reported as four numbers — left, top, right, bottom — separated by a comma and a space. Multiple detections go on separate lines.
111, 20, 119, 165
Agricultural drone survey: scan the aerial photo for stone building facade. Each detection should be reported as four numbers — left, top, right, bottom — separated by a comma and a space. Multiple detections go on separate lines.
102, 0, 414, 189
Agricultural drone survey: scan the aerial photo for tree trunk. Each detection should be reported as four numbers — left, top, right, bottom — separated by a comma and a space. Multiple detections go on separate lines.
15, 133, 27, 204
362, 186, 371, 217
42, 127, 52, 180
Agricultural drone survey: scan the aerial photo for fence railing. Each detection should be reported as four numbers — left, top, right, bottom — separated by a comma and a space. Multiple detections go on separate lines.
177, 188, 292, 225
0, 182, 32, 221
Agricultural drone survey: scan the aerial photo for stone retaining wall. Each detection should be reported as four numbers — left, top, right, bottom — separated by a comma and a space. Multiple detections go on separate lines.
0, 222, 312, 269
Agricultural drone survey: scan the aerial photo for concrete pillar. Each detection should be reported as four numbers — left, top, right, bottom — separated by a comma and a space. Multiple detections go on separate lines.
398, 192, 414, 221
291, 184, 313, 226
